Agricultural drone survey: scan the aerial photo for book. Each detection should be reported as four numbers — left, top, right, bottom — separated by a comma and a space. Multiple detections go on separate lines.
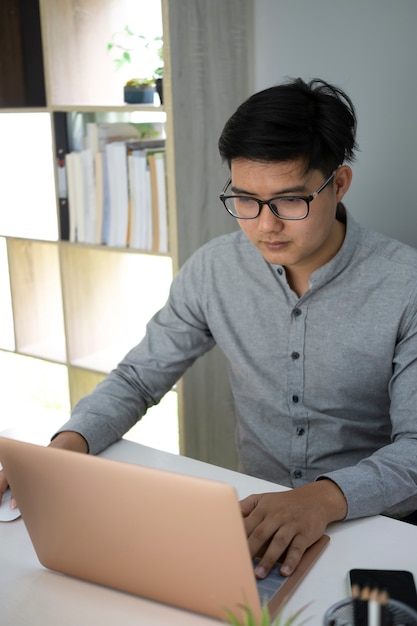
90, 121, 165, 152
86, 122, 99, 153
65, 152, 81, 242
105, 142, 130, 248
94, 151, 104, 244
147, 151, 168, 253
80, 148, 96, 244
127, 149, 153, 250
60, 115, 166, 249
64, 149, 97, 244
99, 150, 111, 246
126, 139, 166, 151
53, 112, 70, 240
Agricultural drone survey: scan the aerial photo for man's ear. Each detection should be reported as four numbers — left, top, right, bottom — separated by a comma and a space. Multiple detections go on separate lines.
334, 165, 352, 203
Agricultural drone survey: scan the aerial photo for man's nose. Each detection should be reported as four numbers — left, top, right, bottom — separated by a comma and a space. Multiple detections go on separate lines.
257, 203, 284, 231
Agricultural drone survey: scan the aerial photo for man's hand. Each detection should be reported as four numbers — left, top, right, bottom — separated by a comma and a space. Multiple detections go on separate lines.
0, 469, 12, 507
240, 479, 347, 578
0, 431, 88, 508
49, 431, 89, 454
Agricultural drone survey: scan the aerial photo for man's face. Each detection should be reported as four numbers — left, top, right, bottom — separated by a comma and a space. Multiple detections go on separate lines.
230, 158, 351, 279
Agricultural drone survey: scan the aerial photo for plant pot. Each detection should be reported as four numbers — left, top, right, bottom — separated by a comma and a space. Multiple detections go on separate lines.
124, 84, 155, 104
155, 77, 163, 104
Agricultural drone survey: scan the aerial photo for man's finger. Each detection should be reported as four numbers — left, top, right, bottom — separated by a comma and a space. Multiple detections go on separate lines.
253, 526, 295, 578
239, 493, 260, 518
277, 534, 306, 576
0, 470, 10, 506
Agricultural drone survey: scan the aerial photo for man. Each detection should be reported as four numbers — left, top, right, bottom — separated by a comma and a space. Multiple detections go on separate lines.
1, 78, 417, 579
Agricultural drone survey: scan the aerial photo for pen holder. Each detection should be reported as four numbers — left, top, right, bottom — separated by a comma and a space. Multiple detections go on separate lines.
323, 597, 417, 625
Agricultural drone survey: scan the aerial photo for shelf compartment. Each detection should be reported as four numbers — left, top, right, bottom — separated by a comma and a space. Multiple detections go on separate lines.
7, 239, 67, 362
41, 0, 163, 107
60, 245, 172, 372
0, 112, 58, 241
0, 0, 46, 108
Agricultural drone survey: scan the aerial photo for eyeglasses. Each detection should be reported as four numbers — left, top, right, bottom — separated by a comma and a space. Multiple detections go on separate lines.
219, 170, 336, 220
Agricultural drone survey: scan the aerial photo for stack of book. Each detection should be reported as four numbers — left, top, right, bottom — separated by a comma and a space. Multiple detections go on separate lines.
55, 116, 168, 253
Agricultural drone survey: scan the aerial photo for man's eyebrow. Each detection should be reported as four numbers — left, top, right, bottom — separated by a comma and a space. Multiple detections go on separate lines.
230, 183, 309, 196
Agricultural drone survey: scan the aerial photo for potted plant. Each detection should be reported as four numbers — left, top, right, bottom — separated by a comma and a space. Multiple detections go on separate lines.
107, 26, 163, 105
225, 602, 310, 626
123, 77, 156, 105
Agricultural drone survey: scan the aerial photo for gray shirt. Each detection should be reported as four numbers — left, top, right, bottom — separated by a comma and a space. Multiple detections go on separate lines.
59, 208, 417, 520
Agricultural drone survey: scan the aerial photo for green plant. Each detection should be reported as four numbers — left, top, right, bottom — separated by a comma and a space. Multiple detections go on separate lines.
224, 602, 311, 626
153, 35, 164, 79
107, 26, 163, 83
125, 78, 155, 88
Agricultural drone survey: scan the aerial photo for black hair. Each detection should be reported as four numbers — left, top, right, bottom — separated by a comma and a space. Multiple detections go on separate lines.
218, 77, 358, 175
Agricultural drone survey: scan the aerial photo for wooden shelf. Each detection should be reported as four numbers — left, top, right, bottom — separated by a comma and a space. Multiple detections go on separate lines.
0, 0, 175, 433
7, 239, 66, 363
59, 244, 172, 371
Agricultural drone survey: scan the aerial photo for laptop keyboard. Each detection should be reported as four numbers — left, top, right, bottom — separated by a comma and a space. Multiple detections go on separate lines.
254, 561, 288, 603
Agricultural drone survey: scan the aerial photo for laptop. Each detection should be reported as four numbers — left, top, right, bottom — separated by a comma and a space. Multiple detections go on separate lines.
0, 436, 329, 622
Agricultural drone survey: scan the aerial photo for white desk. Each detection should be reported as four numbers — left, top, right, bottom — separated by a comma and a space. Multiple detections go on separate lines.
1, 429, 417, 626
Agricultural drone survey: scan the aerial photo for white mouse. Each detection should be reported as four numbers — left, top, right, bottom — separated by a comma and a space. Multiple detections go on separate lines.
0, 489, 21, 522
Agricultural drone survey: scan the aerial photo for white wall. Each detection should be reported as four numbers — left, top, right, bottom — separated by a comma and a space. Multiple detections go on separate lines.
253, 0, 417, 247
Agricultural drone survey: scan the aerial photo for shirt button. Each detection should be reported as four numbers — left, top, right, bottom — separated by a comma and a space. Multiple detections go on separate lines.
291, 351, 300, 360
296, 427, 305, 436
293, 308, 302, 317
293, 470, 302, 479
292, 395, 299, 403
277, 268, 283, 275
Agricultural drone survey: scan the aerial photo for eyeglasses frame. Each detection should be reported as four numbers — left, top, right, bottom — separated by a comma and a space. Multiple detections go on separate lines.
219, 169, 337, 221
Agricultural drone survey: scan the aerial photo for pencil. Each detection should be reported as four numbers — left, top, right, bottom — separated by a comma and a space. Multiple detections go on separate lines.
368, 588, 381, 626
352, 583, 369, 626
378, 589, 391, 626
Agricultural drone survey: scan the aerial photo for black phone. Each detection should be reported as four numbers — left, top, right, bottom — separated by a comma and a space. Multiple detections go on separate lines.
348, 568, 417, 611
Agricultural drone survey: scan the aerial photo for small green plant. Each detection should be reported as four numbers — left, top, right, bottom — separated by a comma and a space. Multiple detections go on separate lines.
107, 26, 163, 82
124, 78, 155, 88
153, 35, 163, 79
224, 602, 311, 626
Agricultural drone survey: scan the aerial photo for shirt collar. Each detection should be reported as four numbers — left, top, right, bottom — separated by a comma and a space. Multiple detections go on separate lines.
268, 204, 362, 290
309, 204, 361, 288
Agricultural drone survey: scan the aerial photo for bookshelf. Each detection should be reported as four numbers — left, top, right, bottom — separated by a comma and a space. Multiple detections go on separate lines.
0, 0, 252, 468
0, 0, 176, 447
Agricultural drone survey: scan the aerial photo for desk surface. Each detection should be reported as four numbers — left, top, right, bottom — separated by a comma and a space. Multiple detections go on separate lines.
1, 426, 417, 626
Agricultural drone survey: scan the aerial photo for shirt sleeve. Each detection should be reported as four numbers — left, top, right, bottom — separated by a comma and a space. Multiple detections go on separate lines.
318, 290, 417, 519
53, 250, 216, 455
